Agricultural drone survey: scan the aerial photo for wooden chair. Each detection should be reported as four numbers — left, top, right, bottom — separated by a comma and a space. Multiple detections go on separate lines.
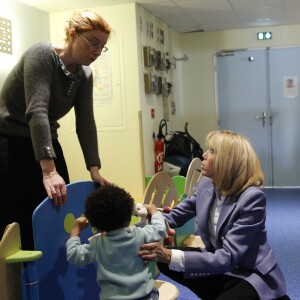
0, 223, 42, 300
143, 172, 179, 245
143, 171, 179, 209
142, 172, 180, 298
184, 157, 202, 198
181, 157, 205, 248
144, 170, 204, 249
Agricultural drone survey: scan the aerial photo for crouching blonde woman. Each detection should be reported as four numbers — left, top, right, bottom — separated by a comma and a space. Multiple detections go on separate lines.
139, 130, 289, 300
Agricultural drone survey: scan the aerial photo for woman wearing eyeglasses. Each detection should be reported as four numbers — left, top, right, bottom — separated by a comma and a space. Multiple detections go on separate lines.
0, 10, 111, 250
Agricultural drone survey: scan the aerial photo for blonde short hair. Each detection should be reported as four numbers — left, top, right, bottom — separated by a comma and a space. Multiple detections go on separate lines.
65, 10, 112, 41
206, 130, 264, 196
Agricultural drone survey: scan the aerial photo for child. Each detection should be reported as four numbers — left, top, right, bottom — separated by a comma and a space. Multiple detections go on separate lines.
66, 184, 166, 300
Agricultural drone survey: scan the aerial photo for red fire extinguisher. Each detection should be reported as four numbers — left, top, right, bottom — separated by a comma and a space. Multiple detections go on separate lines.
155, 137, 164, 173
155, 119, 167, 173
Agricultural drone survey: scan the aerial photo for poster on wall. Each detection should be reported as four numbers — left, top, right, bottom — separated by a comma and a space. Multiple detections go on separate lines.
0, 16, 12, 54
91, 51, 113, 106
69, 39, 125, 132
283, 76, 298, 98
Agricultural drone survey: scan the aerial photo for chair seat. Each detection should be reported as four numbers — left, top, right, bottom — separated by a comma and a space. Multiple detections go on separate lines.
154, 279, 179, 300
183, 234, 205, 249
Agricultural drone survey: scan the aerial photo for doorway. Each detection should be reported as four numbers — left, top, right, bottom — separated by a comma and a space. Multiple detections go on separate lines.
216, 47, 300, 187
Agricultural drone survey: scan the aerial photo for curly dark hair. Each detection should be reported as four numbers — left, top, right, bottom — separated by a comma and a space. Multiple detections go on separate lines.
84, 184, 134, 232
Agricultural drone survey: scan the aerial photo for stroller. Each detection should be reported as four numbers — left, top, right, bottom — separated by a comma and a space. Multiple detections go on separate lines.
158, 120, 203, 176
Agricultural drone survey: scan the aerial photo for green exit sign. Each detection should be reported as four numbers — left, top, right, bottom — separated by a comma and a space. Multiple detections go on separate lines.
257, 32, 272, 40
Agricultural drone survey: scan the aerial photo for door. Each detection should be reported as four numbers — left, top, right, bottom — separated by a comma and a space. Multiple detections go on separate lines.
269, 48, 300, 186
217, 47, 300, 187
217, 49, 271, 185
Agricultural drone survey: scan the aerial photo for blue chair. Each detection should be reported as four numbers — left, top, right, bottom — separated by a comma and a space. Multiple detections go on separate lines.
30, 181, 100, 300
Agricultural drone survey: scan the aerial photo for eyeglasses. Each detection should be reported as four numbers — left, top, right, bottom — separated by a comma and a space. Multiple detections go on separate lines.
78, 32, 108, 52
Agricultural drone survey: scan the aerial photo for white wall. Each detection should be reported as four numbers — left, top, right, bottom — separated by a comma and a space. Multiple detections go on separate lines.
0, 0, 50, 90
178, 25, 300, 149
137, 5, 179, 177
169, 30, 187, 131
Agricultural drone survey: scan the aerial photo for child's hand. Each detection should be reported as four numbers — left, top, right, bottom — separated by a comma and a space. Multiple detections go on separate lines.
70, 216, 89, 237
75, 216, 89, 231
144, 204, 157, 218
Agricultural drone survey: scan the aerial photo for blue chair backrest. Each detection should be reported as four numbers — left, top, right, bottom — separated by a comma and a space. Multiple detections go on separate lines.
32, 181, 100, 300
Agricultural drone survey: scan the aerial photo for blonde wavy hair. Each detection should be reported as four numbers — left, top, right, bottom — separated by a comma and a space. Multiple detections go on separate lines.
65, 10, 112, 42
206, 130, 264, 196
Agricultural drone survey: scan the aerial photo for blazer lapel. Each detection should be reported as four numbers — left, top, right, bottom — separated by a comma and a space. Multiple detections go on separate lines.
197, 185, 216, 239
201, 185, 215, 221
216, 196, 238, 237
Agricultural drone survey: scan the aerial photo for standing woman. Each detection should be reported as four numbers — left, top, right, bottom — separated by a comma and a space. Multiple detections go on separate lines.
0, 10, 111, 250
139, 130, 289, 300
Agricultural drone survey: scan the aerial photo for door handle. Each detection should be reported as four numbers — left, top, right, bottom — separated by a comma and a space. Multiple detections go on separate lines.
269, 110, 278, 126
255, 112, 266, 127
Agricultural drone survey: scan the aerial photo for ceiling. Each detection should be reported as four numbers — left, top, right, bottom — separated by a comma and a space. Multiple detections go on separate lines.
18, 0, 300, 33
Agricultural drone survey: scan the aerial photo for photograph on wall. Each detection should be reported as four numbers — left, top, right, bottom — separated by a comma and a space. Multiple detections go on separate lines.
283, 76, 298, 98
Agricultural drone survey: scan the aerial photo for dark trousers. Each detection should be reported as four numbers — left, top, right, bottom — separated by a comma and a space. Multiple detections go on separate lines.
0, 133, 69, 250
157, 247, 290, 300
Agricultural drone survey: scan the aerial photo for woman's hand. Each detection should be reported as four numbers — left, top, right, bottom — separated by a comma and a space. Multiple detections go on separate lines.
41, 159, 67, 207
90, 166, 110, 186
43, 172, 67, 207
139, 242, 172, 264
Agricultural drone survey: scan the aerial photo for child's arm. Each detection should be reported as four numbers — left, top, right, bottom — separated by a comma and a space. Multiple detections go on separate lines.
141, 204, 166, 242
66, 216, 94, 266
70, 216, 89, 237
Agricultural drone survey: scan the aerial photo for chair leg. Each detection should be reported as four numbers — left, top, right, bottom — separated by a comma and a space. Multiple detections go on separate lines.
22, 261, 40, 300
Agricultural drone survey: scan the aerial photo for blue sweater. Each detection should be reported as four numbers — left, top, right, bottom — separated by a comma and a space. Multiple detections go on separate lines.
66, 212, 166, 299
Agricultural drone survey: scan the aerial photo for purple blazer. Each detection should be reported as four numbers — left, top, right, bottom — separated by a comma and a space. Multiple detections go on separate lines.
164, 176, 287, 299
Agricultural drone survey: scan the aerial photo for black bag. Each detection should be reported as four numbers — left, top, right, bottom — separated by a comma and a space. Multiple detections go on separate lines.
163, 122, 203, 176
